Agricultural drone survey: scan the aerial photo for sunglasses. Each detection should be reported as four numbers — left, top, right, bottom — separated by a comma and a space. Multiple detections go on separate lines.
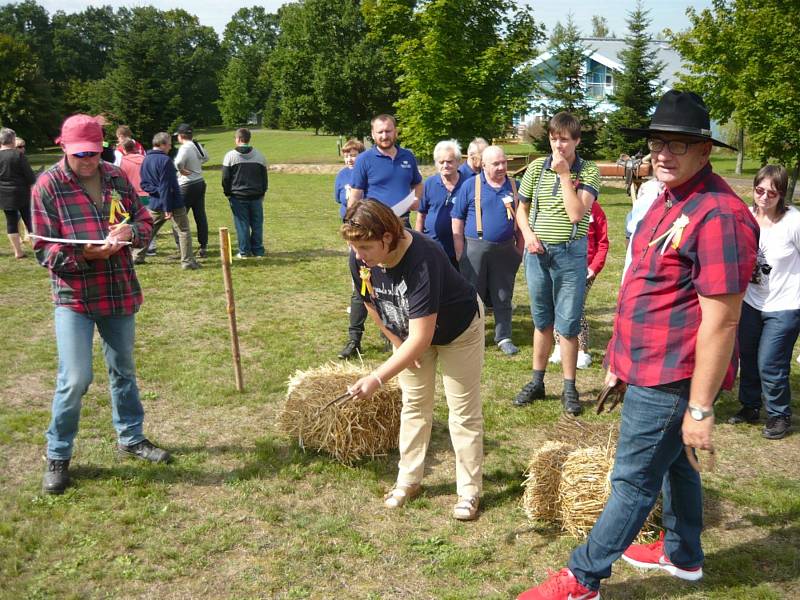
754, 186, 779, 200
72, 151, 100, 158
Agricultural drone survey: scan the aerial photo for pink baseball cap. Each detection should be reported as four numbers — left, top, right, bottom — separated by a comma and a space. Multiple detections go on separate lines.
59, 114, 104, 154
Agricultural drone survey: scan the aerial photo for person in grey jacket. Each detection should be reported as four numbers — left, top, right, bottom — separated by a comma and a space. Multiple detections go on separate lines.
174, 123, 209, 257
221, 128, 268, 257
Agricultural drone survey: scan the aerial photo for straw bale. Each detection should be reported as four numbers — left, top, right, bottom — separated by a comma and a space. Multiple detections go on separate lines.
278, 362, 402, 464
552, 417, 619, 449
521, 441, 575, 521
558, 445, 615, 538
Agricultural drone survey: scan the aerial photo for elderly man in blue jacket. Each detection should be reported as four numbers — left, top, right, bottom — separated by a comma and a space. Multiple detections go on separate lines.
135, 132, 201, 270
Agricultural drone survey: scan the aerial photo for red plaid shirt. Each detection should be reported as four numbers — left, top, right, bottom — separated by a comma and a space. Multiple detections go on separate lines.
32, 158, 153, 317
606, 164, 758, 389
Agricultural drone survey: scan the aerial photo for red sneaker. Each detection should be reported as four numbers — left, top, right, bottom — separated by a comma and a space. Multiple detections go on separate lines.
622, 532, 703, 581
517, 568, 600, 600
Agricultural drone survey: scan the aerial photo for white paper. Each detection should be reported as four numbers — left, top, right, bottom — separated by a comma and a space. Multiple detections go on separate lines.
29, 234, 132, 246
391, 190, 416, 217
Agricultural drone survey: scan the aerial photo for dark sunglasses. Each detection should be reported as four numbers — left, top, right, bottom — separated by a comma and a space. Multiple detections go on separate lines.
647, 138, 704, 156
72, 151, 100, 158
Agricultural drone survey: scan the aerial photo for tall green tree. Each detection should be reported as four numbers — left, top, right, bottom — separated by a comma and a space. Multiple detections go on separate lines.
591, 15, 610, 38
0, 32, 58, 145
535, 16, 599, 156
218, 7, 280, 127
268, 0, 396, 136
671, 0, 800, 196
0, 0, 55, 80
598, 1, 664, 158
394, 0, 543, 158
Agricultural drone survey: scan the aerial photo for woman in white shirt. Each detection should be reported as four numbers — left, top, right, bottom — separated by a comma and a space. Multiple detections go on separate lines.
730, 165, 798, 439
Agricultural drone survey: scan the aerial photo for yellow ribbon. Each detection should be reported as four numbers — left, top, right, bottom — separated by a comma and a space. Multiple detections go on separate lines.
109, 194, 129, 225
359, 267, 374, 296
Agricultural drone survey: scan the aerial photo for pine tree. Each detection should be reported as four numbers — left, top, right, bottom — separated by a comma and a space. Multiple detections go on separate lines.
535, 16, 599, 157
598, 1, 664, 159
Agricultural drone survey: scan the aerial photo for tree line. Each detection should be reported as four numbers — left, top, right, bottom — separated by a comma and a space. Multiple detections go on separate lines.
0, 0, 797, 190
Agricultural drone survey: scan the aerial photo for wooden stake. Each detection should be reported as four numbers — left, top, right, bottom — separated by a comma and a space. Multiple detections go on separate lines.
219, 227, 244, 392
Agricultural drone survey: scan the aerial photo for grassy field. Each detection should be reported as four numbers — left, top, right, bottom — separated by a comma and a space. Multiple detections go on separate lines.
1, 127, 798, 599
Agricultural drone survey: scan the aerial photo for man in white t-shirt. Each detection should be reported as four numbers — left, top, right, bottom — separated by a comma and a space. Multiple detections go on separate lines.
174, 124, 209, 258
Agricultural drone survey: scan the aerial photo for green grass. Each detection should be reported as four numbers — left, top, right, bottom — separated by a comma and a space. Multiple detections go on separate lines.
1, 126, 798, 599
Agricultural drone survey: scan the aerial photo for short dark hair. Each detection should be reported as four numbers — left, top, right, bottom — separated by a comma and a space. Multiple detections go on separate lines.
754, 164, 789, 216
548, 112, 582, 140
122, 138, 136, 152
371, 114, 397, 128
340, 200, 403, 252
236, 128, 251, 143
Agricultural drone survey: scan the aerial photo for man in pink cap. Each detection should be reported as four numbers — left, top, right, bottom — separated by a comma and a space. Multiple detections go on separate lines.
32, 114, 170, 495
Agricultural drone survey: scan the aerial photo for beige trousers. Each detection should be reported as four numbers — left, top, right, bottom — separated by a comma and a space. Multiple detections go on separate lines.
396, 300, 485, 498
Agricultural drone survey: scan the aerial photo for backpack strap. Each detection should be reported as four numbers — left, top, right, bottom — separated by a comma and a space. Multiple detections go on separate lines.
475, 176, 483, 239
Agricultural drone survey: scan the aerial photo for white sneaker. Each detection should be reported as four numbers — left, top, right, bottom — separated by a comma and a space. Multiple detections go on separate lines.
549, 346, 561, 364
576, 351, 592, 369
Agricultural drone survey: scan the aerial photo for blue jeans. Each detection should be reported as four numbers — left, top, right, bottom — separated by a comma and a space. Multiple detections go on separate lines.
46, 307, 145, 460
738, 302, 800, 418
524, 236, 587, 337
568, 380, 703, 591
228, 196, 265, 256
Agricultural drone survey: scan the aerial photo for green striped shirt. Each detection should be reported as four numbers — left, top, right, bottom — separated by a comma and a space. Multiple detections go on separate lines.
518, 155, 600, 243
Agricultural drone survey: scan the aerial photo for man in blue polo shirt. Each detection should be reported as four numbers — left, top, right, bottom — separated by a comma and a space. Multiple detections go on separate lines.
458, 137, 488, 180
415, 139, 464, 269
338, 114, 423, 360
452, 145, 523, 356
348, 114, 423, 226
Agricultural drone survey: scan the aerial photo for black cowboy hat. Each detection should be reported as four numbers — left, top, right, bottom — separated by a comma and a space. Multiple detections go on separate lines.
620, 89, 737, 151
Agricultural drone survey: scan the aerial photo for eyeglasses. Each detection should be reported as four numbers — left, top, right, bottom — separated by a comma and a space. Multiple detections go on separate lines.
72, 151, 100, 158
647, 138, 705, 156
754, 186, 779, 200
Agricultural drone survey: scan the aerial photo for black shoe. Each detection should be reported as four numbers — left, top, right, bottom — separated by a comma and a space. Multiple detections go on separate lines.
338, 339, 361, 359
197, 247, 207, 259
763, 416, 791, 440
118, 439, 171, 463
562, 388, 582, 416
42, 458, 70, 494
727, 406, 760, 425
513, 381, 545, 406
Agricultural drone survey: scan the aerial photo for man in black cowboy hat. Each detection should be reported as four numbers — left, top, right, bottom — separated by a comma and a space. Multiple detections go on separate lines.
517, 90, 759, 600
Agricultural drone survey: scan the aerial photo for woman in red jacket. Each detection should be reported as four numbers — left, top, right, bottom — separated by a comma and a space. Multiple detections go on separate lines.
550, 200, 609, 368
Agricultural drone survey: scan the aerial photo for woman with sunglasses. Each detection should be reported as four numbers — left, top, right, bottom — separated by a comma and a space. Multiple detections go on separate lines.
729, 165, 798, 439
342, 199, 485, 520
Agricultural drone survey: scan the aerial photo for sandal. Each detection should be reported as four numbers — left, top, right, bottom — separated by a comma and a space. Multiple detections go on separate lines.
453, 496, 480, 521
383, 483, 421, 509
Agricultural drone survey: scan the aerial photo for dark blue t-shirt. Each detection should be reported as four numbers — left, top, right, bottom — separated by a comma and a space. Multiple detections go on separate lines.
334, 166, 352, 219
458, 162, 479, 180
452, 173, 517, 243
349, 230, 477, 345
418, 173, 464, 259
350, 145, 422, 208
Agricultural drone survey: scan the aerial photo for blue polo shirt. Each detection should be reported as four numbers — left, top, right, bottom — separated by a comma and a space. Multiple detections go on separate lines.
452, 173, 517, 243
350, 145, 422, 208
334, 166, 352, 219
419, 173, 464, 258
458, 162, 479, 180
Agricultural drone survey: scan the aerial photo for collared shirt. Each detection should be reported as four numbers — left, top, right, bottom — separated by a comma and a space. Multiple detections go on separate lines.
452, 173, 517, 243
31, 158, 153, 317
418, 173, 463, 258
350, 145, 422, 208
518, 154, 600, 243
458, 162, 479, 180
334, 166, 353, 219
140, 149, 184, 212
606, 164, 758, 389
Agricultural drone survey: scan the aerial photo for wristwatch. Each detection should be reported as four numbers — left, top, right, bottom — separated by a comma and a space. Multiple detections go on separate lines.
688, 404, 714, 421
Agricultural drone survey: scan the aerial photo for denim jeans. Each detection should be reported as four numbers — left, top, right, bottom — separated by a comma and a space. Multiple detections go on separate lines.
228, 196, 265, 256
46, 307, 145, 460
738, 301, 800, 418
568, 380, 703, 591
524, 236, 587, 337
